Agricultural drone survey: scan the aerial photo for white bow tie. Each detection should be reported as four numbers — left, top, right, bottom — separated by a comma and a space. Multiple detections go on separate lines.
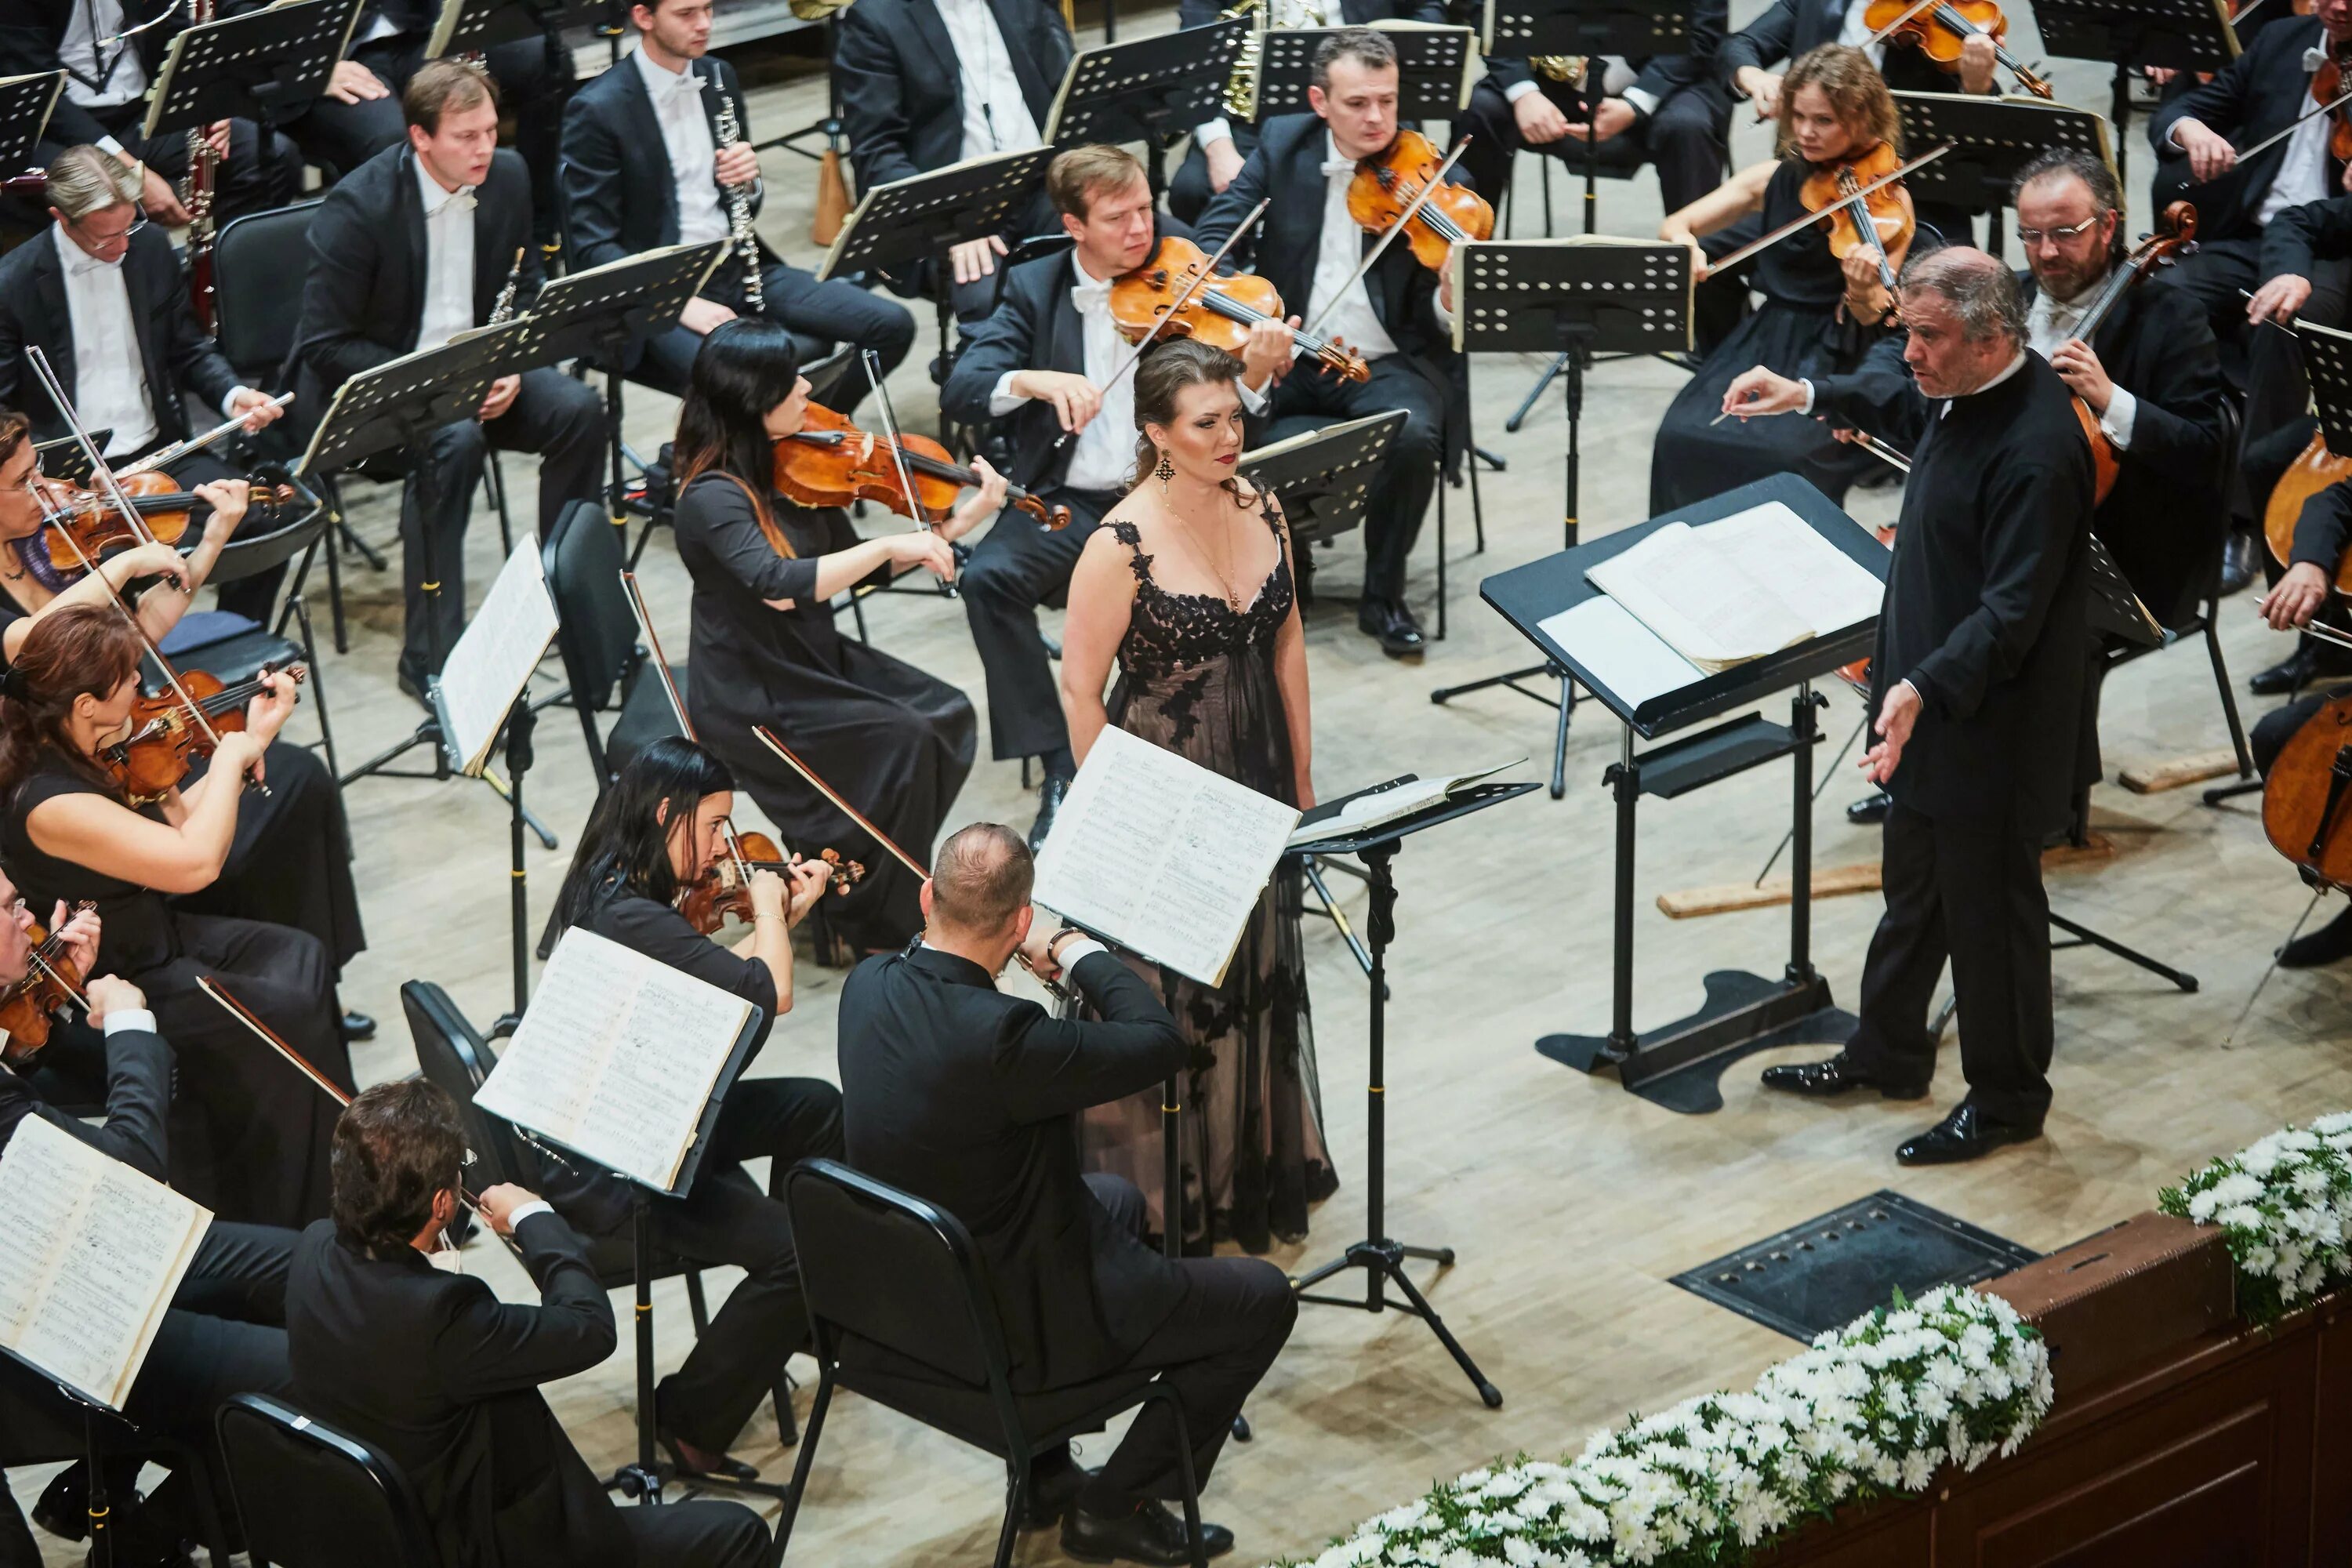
2309, 45, 2330, 72
65, 251, 120, 276
428, 187, 477, 217
1321, 157, 1356, 177
1072, 277, 1112, 313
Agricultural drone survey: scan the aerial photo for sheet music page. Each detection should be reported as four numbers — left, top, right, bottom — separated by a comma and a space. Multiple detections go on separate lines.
1033, 727, 1299, 987
1699, 503, 1886, 638
439, 533, 558, 776
0, 1116, 209, 1409
476, 928, 754, 1192
1539, 594, 1706, 710
1585, 522, 1814, 670
1287, 760, 1521, 848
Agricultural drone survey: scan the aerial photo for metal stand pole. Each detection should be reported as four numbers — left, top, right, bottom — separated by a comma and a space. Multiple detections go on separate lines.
492, 696, 537, 1038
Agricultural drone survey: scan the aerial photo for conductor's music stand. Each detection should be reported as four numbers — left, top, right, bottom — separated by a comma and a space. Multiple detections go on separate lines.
0, 72, 64, 176
1042, 18, 1250, 206
817, 148, 1058, 435
1431, 238, 1691, 797
2034, 0, 2237, 180
1252, 24, 1477, 119
427, 0, 610, 56
1893, 93, 2114, 259
140, 0, 361, 138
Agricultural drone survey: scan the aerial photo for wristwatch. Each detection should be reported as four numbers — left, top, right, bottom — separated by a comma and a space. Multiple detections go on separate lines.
1047, 927, 1087, 964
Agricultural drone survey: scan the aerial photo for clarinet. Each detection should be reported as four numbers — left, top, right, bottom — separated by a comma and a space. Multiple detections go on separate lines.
710, 83, 766, 318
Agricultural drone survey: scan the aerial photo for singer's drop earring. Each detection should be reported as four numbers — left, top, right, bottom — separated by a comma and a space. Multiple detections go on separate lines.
1154, 449, 1174, 497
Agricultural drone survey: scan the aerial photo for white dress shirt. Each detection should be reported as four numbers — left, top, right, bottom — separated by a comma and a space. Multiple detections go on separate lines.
60, 0, 147, 111
1308, 133, 1401, 361
633, 47, 730, 247
2256, 49, 2336, 226
2026, 276, 2137, 449
54, 221, 158, 458
414, 158, 479, 353
1502, 56, 1659, 118
1835, 0, 1889, 67
932, 0, 1044, 161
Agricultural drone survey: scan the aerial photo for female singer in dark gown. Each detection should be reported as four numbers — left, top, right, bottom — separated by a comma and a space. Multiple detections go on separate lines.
0, 604, 350, 1227
1059, 339, 1335, 1254
1650, 45, 1910, 514
0, 412, 369, 1025
668, 321, 1003, 953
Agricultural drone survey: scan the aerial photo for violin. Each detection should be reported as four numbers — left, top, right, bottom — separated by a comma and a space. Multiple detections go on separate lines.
677, 829, 863, 935
774, 403, 1070, 531
1345, 129, 1494, 274
103, 662, 307, 805
0, 902, 93, 1064
1798, 140, 1916, 299
1861, 0, 2054, 97
1109, 236, 1370, 383
36, 470, 299, 572
2313, 41, 2352, 163
2061, 202, 2198, 505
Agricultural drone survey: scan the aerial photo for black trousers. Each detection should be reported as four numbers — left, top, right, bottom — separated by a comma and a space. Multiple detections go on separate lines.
1073, 1176, 1295, 1509
1265, 356, 1444, 605
401, 365, 604, 681
634, 263, 917, 404
1840, 801, 2055, 1127
1169, 127, 1261, 228
637, 1077, 844, 1454
178, 741, 368, 977
267, 34, 412, 181
1456, 75, 1733, 220
56, 104, 299, 223
619, 1499, 771, 1568
960, 486, 1122, 764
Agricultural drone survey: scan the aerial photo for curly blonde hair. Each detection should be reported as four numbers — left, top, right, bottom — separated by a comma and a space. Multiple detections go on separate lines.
1778, 45, 1900, 160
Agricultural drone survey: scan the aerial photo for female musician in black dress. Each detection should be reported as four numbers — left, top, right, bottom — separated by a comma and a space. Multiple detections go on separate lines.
669, 321, 1004, 953
0, 409, 371, 1034
550, 736, 844, 1476
1059, 339, 1334, 1253
1650, 45, 1911, 513
0, 604, 350, 1227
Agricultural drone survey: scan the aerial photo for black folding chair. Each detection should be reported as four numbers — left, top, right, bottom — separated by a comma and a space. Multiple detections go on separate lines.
542, 496, 685, 786
216, 1393, 441, 1568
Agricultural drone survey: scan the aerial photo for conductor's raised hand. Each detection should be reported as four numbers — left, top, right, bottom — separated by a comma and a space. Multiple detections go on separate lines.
1722, 366, 1806, 419
2261, 561, 2332, 630
1860, 679, 1921, 786
2249, 272, 2312, 326
1014, 369, 1102, 434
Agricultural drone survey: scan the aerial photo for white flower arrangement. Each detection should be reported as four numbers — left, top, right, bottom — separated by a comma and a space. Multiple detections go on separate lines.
2159, 1110, 2352, 1325
1283, 1286, 2052, 1568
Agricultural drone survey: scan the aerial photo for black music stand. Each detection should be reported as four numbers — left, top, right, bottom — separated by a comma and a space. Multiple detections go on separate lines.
140, 0, 361, 139
31, 431, 111, 486
1043, 18, 1250, 205
1254, 24, 1478, 119
1431, 238, 1691, 797
0, 71, 64, 175
1483, 474, 1883, 1112
1287, 779, 1537, 1407
1893, 93, 2114, 260
817, 148, 1057, 435
428, 0, 608, 56
2034, 0, 2237, 180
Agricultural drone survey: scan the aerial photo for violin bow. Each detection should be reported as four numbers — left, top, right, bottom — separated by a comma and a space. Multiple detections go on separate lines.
857, 349, 958, 600
1302, 139, 1471, 341
1707, 143, 1953, 278
2230, 86, 2352, 165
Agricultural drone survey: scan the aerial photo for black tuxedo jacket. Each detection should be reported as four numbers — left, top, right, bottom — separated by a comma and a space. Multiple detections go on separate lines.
1487, 0, 1723, 103
0, 1024, 172, 1178
2149, 16, 2332, 243
834, 0, 1073, 192
1195, 112, 1462, 372
286, 1213, 630, 1568
559, 51, 768, 275
0, 226, 242, 449
837, 946, 1188, 1392
289, 143, 543, 421
1717, 0, 1969, 95
0, 0, 180, 150
2259, 187, 2352, 278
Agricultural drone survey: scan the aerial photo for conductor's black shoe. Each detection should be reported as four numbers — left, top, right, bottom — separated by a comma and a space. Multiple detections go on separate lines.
1358, 599, 1426, 659
341, 1009, 376, 1041
1846, 790, 1892, 826
1029, 773, 1072, 851
2219, 529, 2260, 597
1761, 1050, 1930, 1100
656, 1428, 760, 1483
2281, 905, 2352, 968
1024, 1457, 1098, 1530
1896, 1102, 2042, 1165
1062, 1500, 1234, 1564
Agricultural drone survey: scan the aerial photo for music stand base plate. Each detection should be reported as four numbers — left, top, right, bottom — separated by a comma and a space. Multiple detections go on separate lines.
1292, 1240, 1502, 1409
1537, 969, 1852, 1114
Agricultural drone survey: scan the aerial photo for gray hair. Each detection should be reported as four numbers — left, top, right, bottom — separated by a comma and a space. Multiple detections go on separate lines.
1312, 26, 1396, 92
2009, 146, 2120, 217
45, 145, 141, 223
1898, 246, 2026, 346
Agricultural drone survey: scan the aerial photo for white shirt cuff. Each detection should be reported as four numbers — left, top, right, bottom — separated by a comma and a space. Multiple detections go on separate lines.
1057, 937, 1109, 967
1896, 677, 1922, 707
1196, 118, 1236, 148
103, 1008, 157, 1037
988, 371, 1027, 417
1503, 79, 1544, 103
220, 386, 252, 418
507, 1200, 554, 1226
1797, 379, 1817, 414
1239, 376, 1269, 413
2100, 387, 2137, 450
2164, 123, 2187, 151
1622, 85, 1661, 118
99, 136, 127, 159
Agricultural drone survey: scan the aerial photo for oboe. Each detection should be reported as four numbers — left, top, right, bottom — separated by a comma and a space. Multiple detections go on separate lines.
488, 245, 524, 324
710, 82, 766, 317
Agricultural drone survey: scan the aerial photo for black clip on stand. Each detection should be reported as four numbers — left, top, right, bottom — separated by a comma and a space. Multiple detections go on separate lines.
1892, 91, 2114, 261
1254, 24, 1476, 123
1431, 240, 1691, 797
1043, 17, 1252, 209
1287, 779, 1537, 1407
427, 0, 609, 56
815, 148, 1058, 439
143, 0, 361, 141
2033, 0, 2238, 183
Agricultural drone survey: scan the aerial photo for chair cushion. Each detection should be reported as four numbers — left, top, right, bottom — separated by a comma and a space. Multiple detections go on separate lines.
152, 621, 303, 692
840, 1353, 1162, 1458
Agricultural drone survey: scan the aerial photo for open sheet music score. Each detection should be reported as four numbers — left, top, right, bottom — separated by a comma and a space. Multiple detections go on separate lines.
474, 928, 757, 1193
0, 1116, 210, 1410
1033, 726, 1299, 988
1288, 760, 1522, 848
437, 532, 559, 776
1580, 501, 1886, 673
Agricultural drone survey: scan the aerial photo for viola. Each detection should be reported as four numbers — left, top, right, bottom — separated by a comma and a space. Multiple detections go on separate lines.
1345, 129, 1494, 274
1109, 236, 1370, 383
677, 829, 863, 934
36, 470, 299, 572
0, 902, 93, 1064
774, 404, 1071, 531
2063, 202, 2198, 505
102, 662, 307, 805
1798, 140, 1916, 299
1861, 0, 2054, 97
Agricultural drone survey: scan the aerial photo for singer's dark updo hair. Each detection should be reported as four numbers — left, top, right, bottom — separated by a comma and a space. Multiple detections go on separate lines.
1129, 338, 1249, 496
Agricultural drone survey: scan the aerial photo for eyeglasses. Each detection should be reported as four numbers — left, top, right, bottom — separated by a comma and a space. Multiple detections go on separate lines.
2014, 217, 2100, 247
70, 210, 148, 246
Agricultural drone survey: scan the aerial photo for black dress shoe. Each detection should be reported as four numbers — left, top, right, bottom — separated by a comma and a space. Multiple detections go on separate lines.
1062, 1500, 1233, 1565
2249, 647, 2316, 696
1896, 1102, 2042, 1166
657, 1428, 760, 1483
341, 1010, 376, 1042
2281, 904, 2352, 968
1357, 599, 1426, 659
1846, 790, 1892, 826
1029, 774, 1072, 852
1760, 1049, 1930, 1100
2218, 529, 2259, 597
1024, 1459, 1098, 1530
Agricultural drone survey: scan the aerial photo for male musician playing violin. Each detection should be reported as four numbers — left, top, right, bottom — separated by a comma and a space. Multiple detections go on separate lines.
1196, 27, 1467, 661
946, 144, 1294, 845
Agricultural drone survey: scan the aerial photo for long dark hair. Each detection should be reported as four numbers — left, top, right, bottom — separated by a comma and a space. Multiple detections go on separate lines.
554, 735, 737, 927
0, 604, 144, 797
673, 319, 804, 554
1128, 338, 1248, 495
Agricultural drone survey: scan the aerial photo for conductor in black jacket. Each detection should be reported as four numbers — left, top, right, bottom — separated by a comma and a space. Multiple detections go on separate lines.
561, 0, 915, 396
285, 1081, 770, 1568
1722, 251, 2093, 1164
292, 61, 604, 695
837, 826, 1296, 1566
